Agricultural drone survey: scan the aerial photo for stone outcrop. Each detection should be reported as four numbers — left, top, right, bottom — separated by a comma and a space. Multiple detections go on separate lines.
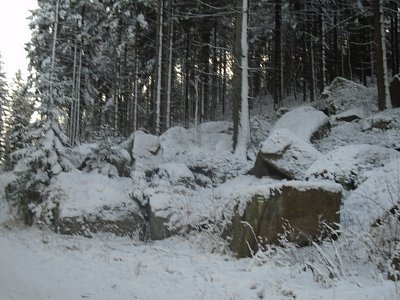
227, 182, 342, 258
250, 129, 321, 180
54, 210, 145, 238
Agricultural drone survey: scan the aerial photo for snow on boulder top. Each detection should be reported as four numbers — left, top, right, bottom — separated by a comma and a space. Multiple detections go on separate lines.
47, 171, 137, 220
196, 121, 233, 134
342, 159, 400, 230
160, 126, 195, 161
259, 128, 321, 180
306, 144, 400, 189
132, 131, 162, 170
335, 107, 368, 122
156, 162, 195, 186
315, 77, 375, 114
362, 108, 400, 131
271, 106, 329, 142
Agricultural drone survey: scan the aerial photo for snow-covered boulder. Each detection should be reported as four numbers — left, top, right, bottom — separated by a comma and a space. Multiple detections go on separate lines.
362, 109, 400, 131
160, 126, 195, 161
81, 145, 131, 177
250, 129, 321, 179
43, 171, 144, 237
335, 108, 367, 122
314, 77, 375, 115
155, 163, 195, 189
132, 131, 162, 171
306, 144, 400, 189
226, 181, 342, 257
342, 159, 400, 230
271, 106, 330, 143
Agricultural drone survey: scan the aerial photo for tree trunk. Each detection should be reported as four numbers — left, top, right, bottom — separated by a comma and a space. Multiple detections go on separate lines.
154, 0, 164, 134
373, 0, 391, 111
165, 0, 173, 129
274, 0, 282, 109
232, 0, 250, 159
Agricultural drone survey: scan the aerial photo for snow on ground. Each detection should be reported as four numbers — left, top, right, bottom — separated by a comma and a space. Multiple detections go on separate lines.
0, 227, 397, 300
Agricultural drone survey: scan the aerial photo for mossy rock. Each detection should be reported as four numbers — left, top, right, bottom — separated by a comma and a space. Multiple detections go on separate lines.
226, 183, 342, 258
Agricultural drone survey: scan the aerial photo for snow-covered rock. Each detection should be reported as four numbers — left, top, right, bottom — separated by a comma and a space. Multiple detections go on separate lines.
156, 163, 195, 189
226, 181, 342, 257
160, 126, 195, 161
342, 159, 400, 230
335, 107, 367, 122
250, 129, 321, 179
362, 109, 400, 131
306, 144, 400, 189
132, 131, 162, 171
271, 106, 330, 143
315, 77, 375, 115
43, 171, 144, 237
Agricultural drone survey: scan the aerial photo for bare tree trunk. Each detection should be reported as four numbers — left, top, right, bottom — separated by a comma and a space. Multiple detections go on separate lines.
233, 0, 250, 159
273, 0, 282, 109
373, 0, 391, 110
166, 0, 173, 129
49, 0, 60, 110
154, 0, 163, 134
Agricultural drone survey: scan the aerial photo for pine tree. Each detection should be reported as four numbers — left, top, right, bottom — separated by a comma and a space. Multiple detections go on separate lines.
4, 71, 34, 169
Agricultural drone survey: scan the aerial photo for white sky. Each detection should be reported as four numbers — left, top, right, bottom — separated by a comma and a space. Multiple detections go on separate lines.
0, 0, 38, 82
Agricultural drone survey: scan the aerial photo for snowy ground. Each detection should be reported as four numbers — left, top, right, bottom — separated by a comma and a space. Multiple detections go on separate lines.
0, 227, 398, 300
2, 80, 400, 299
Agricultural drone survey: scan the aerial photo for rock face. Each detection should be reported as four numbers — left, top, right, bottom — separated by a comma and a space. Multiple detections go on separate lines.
250, 129, 321, 180
390, 74, 400, 108
227, 182, 342, 258
271, 106, 330, 143
45, 172, 145, 238
54, 211, 145, 238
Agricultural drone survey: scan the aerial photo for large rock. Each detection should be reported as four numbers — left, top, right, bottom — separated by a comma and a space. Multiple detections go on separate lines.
362, 110, 400, 131
272, 106, 330, 143
44, 172, 145, 237
335, 108, 367, 122
227, 181, 342, 257
390, 74, 400, 108
306, 144, 400, 190
54, 211, 144, 238
314, 77, 375, 115
250, 129, 321, 179
132, 131, 162, 171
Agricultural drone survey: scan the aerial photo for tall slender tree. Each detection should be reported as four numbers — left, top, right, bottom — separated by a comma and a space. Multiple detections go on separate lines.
232, 0, 250, 159
373, 0, 391, 111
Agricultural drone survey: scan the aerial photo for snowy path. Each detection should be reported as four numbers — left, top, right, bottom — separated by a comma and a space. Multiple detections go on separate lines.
0, 227, 398, 300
